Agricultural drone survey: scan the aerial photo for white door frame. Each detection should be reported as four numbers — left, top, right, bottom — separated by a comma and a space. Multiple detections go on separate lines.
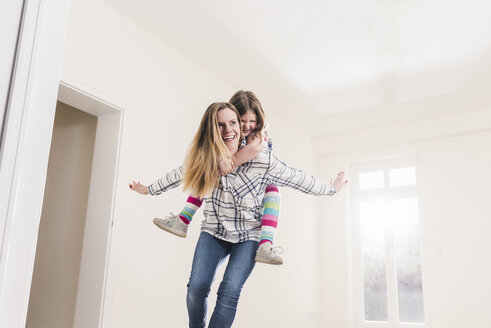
0, 0, 24, 137
1, 1, 125, 326
0, 0, 70, 327
57, 77, 125, 328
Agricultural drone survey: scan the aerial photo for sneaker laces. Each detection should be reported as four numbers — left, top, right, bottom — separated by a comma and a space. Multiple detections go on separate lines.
165, 212, 178, 220
163, 212, 179, 226
269, 245, 284, 255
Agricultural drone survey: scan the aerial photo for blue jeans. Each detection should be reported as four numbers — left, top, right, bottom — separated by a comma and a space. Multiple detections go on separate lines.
187, 232, 258, 328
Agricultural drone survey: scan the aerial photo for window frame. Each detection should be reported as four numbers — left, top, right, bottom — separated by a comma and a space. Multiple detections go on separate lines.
350, 157, 426, 328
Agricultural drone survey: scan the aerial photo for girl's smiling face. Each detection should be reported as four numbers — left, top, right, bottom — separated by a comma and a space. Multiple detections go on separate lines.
240, 110, 257, 137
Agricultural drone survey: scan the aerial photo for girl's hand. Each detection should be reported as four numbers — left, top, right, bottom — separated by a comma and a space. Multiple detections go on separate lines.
129, 181, 149, 194
246, 132, 263, 156
219, 157, 235, 175
330, 172, 348, 193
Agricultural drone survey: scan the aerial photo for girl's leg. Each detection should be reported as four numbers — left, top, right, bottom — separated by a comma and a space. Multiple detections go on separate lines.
179, 194, 203, 224
255, 184, 283, 265
153, 194, 203, 237
187, 232, 229, 328
259, 185, 281, 245
208, 240, 258, 328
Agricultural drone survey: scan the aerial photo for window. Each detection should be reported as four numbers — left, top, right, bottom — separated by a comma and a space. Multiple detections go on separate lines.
351, 158, 425, 327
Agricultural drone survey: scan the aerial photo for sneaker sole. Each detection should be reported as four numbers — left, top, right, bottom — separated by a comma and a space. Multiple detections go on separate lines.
153, 218, 187, 238
254, 255, 283, 265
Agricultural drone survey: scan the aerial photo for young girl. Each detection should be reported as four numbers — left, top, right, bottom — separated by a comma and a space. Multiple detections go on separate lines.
154, 90, 284, 265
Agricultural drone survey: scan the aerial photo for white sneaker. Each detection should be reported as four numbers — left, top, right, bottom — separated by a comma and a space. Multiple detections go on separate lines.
255, 243, 284, 265
153, 212, 188, 238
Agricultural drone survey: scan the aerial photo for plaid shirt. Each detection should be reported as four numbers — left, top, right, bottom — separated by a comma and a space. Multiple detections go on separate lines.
148, 140, 336, 243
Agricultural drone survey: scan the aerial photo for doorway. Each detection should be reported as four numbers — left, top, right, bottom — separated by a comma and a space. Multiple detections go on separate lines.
26, 101, 97, 327
26, 79, 124, 328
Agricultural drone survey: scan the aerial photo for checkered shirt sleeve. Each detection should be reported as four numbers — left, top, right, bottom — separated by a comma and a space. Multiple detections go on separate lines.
266, 152, 336, 196
147, 166, 184, 195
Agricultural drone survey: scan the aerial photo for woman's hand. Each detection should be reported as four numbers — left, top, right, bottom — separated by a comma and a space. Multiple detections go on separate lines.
129, 181, 149, 194
330, 171, 348, 193
219, 157, 235, 175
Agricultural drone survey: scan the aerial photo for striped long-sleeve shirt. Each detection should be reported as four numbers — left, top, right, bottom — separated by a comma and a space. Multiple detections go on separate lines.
148, 140, 336, 243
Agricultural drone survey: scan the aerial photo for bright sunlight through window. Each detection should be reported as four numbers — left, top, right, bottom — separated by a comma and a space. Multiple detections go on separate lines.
352, 158, 425, 328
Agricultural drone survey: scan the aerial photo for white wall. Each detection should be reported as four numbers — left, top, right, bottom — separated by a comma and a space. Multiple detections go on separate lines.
315, 109, 491, 328
62, 0, 320, 327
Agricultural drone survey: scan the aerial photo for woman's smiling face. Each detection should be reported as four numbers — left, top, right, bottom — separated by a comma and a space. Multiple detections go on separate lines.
240, 110, 257, 137
217, 107, 241, 155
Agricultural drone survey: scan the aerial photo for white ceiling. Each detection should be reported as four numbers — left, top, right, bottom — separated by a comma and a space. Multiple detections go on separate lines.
102, 0, 491, 135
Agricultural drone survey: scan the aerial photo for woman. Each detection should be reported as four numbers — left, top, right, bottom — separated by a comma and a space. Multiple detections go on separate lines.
130, 102, 347, 327
153, 90, 285, 265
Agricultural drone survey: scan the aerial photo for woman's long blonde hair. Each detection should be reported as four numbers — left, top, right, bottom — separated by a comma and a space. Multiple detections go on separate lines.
182, 102, 243, 197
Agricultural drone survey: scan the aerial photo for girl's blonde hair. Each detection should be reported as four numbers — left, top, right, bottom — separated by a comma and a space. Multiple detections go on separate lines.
182, 102, 243, 197
229, 90, 268, 138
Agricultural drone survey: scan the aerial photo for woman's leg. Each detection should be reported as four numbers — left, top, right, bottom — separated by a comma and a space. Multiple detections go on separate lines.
208, 240, 258, 328
187, 232, 229, 328
255, 184, 283, 264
